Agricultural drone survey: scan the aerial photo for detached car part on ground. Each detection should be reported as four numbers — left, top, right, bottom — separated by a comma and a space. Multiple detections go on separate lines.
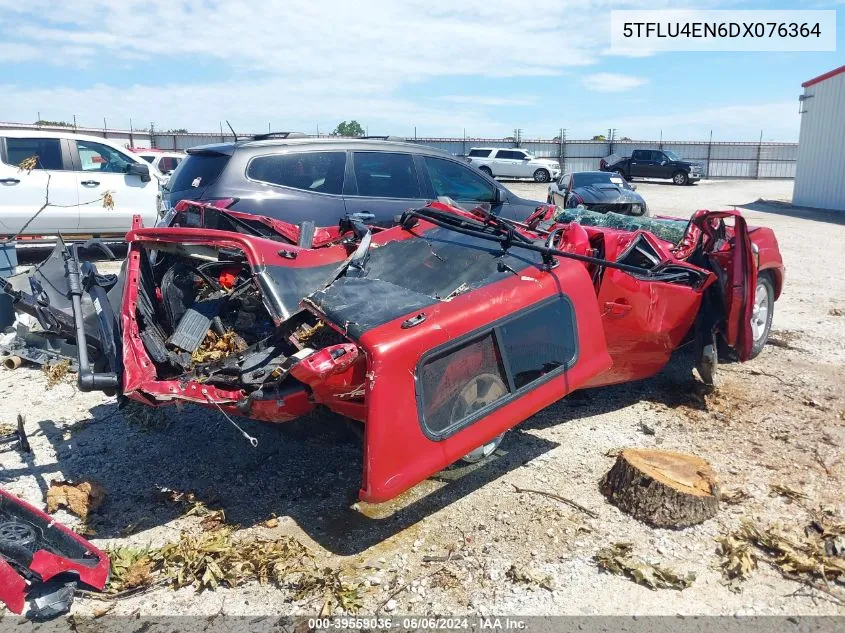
1, 200, 783, 503
0, 488, 109, 618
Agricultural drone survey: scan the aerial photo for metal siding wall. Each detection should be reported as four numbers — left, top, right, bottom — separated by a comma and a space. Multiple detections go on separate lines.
793, 72, 845, 211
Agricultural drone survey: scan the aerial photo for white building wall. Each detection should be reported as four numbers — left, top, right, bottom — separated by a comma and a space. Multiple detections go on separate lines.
793, 69, 845, 212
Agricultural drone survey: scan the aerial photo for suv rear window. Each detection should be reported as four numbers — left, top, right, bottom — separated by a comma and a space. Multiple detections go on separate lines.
468, 149, 491, 157
168, 152, 230, 192
247, 151, 346, 195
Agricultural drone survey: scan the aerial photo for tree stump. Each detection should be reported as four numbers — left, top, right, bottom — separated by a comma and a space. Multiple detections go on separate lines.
600, 449, 719, 528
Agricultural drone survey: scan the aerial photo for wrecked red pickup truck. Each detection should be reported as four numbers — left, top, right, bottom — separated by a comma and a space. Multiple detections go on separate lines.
1, 200, 783, 503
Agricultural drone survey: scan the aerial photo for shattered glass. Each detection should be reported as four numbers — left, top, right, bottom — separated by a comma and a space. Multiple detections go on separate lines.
554, 207, 688, 245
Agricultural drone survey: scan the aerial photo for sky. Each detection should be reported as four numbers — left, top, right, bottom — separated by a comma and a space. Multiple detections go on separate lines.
0, 0, 841, 141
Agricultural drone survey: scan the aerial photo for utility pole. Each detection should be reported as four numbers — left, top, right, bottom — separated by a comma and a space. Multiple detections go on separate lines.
73, 114, 78, 131
37, 112, 41, 128
756, 129, 763, 179
705, 129, 713, 178
219, 121, 224, 142
103, 117, 108, 139
559, 128, 566, 173
129, 117, 134, 148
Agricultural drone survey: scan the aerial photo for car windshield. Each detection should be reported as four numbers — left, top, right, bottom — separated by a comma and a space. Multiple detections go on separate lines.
573, 172, 631, 189
664, 150, 681, 161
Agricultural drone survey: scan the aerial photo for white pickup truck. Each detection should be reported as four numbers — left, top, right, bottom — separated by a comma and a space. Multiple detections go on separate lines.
466, 147, 561, 183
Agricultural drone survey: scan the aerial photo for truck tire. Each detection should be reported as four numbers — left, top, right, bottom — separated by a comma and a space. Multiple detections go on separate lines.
672, 171, 689, 186
533, 168, 550, 183
749, 273, 774, 359
479, 166, 493, 177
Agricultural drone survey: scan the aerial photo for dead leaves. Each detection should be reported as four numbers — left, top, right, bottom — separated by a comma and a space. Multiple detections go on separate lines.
594, 543, 695, 590
191, 329, 248, 364
101, 191, 115, 210
715, 534, 757, 582
769, 483, 809, 502
291, 566, 364, 613
505, 564, 555, 591
108, 547, 156, 592
720, 488, 751, 505
46, 479, 105, 519
108, 528, 311, 593
717, 517, 845, 602
42, 359, 72, 389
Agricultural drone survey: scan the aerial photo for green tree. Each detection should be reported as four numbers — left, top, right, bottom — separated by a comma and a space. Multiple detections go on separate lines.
35, 120, 73, 127
332, 120, 365, 137
592, 134, 607, 141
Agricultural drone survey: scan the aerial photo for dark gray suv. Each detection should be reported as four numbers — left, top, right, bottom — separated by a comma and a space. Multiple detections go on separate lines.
163, 137, 545, 226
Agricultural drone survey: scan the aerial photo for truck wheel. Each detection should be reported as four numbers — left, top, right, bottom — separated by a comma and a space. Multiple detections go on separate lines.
672, 171, 689, 186
749, 274, 774, 359
479, 166, 493, 177
533, 168, 550, 183
450, 372, 508, 463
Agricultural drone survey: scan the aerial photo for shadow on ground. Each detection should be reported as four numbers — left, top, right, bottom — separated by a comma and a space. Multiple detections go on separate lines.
0, 350, 717, 555
735, 199, 845, 226
0, 401, 556, 555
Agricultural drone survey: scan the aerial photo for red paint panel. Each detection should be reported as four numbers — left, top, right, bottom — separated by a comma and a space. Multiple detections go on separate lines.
356, 260, 612, 503
0, 558, 27, 614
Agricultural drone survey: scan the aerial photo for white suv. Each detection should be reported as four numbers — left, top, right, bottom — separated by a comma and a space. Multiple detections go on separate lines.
466, 147, 561, 182
0, 130, 164, 239
135, 149, 185, 176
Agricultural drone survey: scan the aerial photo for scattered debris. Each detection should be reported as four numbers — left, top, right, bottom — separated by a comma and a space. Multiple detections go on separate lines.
108, 528, 312, 595
638, 421, 656, 436
829, 308, 845, 317
108, 547, 156, 592
769, 483, 809, 502
510, 483, 598, 519
46, 479, 106, 519
594, 543, 695, 590
720, 488, 751, 505
0, 414, 30, 453
715, 534, 757, 582
191, 329, 248, 364
601, 448, 719, 527
41, 359, 72, 389
717, 518, 845, 604
505, 564, 555, 591
291, 566, 363, 613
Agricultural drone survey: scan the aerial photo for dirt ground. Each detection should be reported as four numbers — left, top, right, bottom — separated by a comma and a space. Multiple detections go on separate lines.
1, 178, 844, 617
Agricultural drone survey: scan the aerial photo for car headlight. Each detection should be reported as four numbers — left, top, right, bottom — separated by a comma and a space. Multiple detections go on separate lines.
630, 204, 644, 216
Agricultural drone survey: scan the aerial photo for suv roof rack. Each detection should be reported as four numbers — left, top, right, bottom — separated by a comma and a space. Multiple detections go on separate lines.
359, 135, 406, 141
250, 131, 308, 141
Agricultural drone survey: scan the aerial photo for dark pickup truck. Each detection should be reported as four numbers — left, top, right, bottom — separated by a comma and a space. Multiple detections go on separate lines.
600, 149, 703, 185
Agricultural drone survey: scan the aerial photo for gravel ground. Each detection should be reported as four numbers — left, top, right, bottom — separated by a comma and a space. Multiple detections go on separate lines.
1, 178, 843, 617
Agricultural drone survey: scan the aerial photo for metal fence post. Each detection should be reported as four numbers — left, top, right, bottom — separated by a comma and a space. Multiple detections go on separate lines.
756, 130, 763, 179
705, 130, 712, 179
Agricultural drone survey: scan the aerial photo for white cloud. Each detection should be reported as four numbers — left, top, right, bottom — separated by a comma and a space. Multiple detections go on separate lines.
441, 95, 537, 107
581, 73, 649, 92
1, 0, 787, 139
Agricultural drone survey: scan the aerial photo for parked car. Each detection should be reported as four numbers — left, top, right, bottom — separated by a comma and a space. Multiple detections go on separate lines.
547, 171, 648, 216
600, 149, 703, 185
163, 137, 546, 226
6, 198, 783, 503
0, 130, 164, 238
134, 149, 185, 176
465, 147, 561, 182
